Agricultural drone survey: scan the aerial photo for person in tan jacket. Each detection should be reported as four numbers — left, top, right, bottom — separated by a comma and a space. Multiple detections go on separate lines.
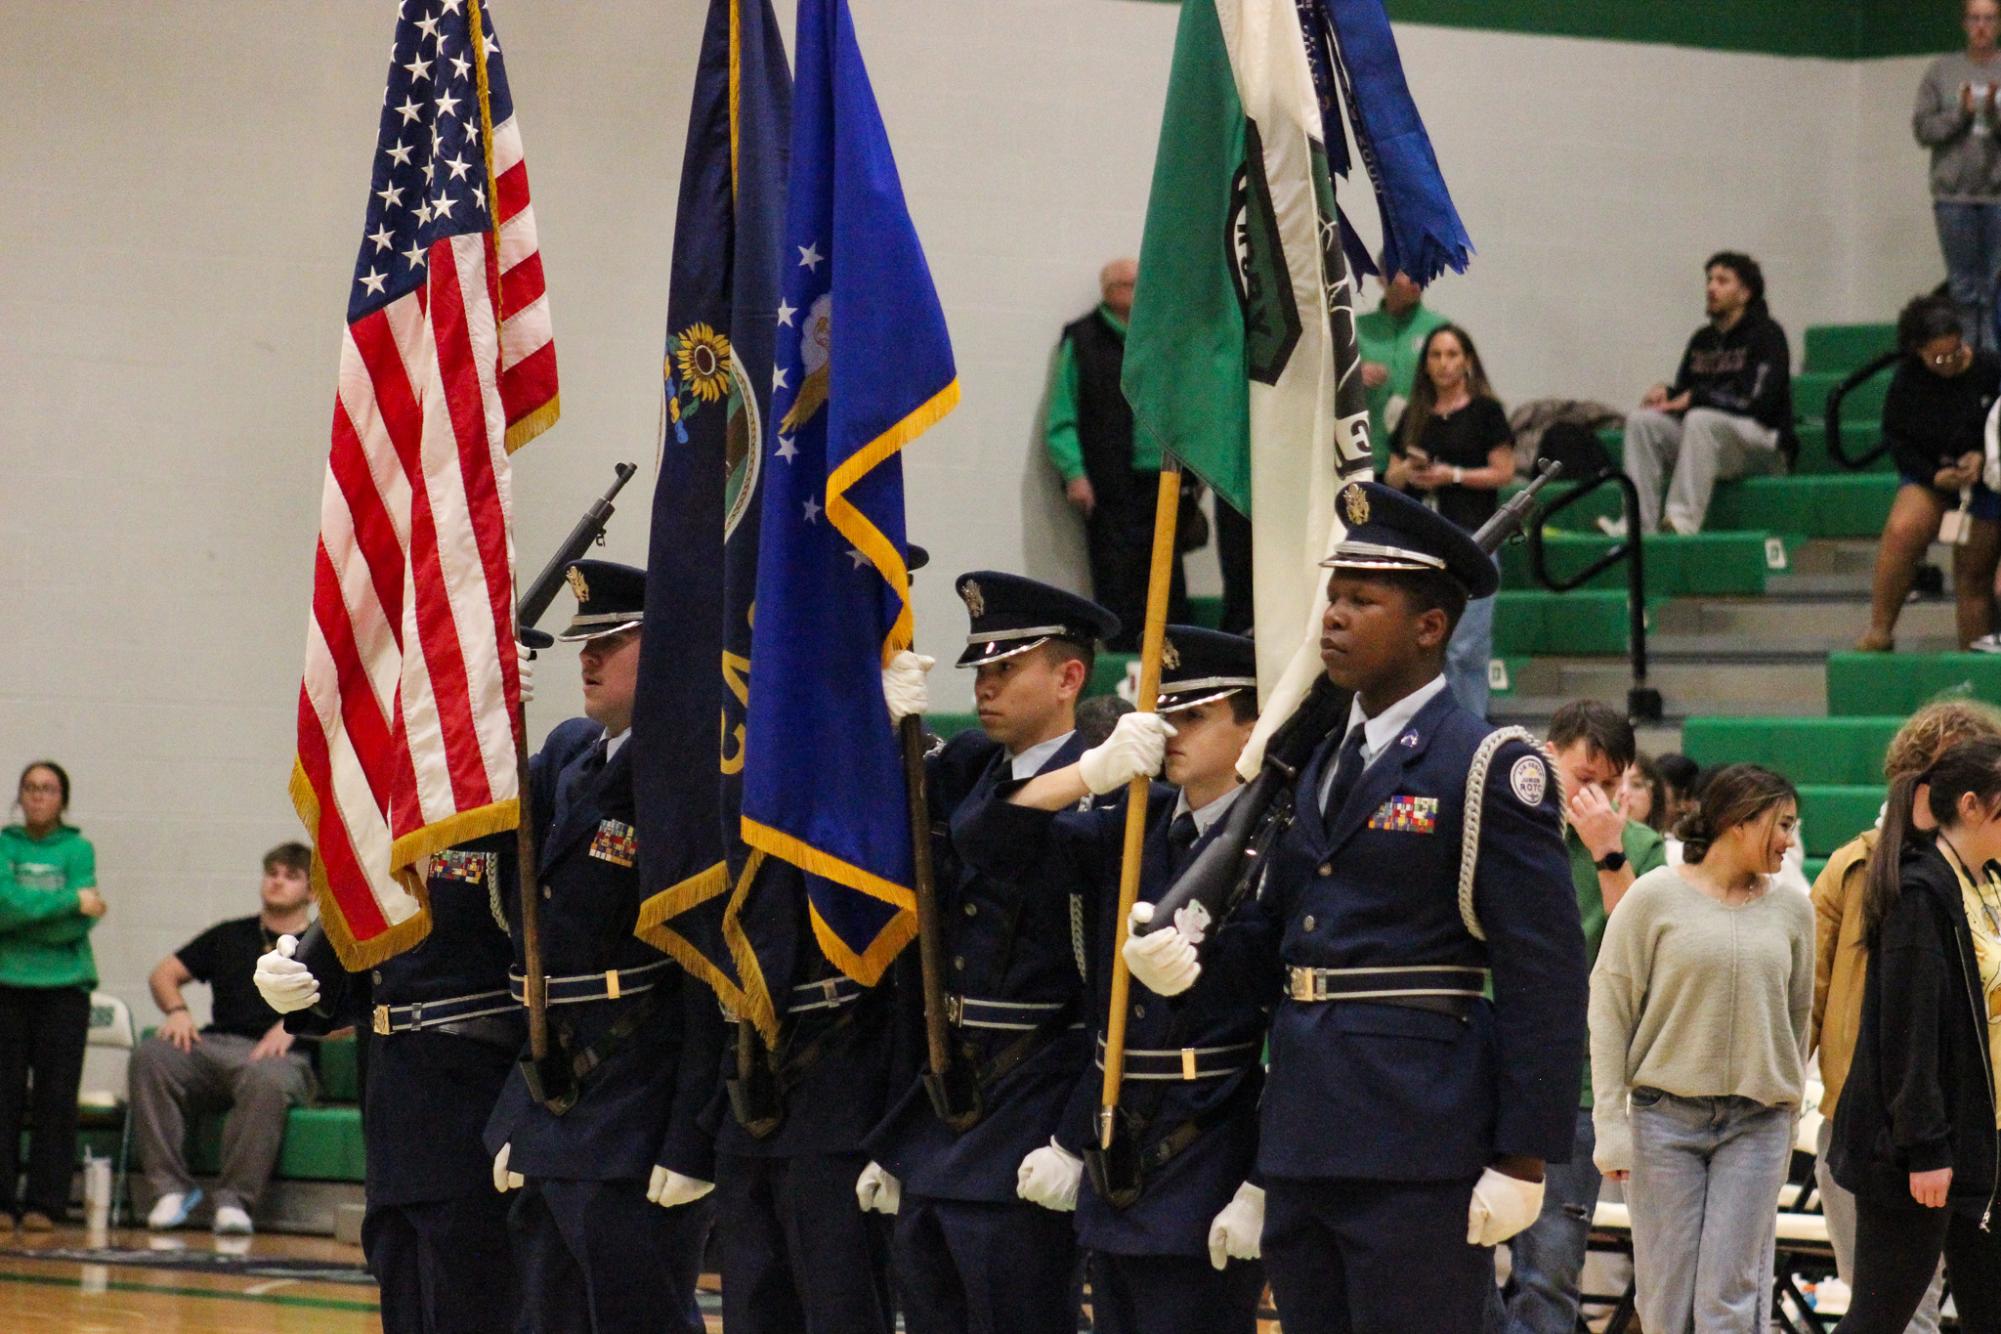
1809, 696, 2001, 1326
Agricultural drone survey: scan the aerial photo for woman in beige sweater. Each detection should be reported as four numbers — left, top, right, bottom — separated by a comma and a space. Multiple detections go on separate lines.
1590, 765, 1816, 1332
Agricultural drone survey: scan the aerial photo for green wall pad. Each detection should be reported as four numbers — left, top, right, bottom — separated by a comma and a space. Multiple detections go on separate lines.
1500, 532, 1772, 597
1805, 325, 1896, 376
187, 1107, 367, 1184
1492, 591, 1659, 656
1681, 716, 1903, 787
1795, 785, 1889, 858
1825, 653, 2001, 717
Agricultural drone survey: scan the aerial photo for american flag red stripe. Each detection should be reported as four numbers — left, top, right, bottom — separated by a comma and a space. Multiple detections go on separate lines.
293, 0, 556, 967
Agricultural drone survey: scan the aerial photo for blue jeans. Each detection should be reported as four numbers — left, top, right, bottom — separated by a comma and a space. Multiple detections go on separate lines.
1934, 200, 2001, 353
1486, 1108, 1601, 1334
1627, 1089, 1793, 1334
1447, 591, 1496, 719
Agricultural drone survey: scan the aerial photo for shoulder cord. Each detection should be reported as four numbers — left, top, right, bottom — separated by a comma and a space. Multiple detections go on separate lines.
1457, 727, 1545, 942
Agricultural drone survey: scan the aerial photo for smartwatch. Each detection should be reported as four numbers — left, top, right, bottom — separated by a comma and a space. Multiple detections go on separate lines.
1595, 850, 1628, 873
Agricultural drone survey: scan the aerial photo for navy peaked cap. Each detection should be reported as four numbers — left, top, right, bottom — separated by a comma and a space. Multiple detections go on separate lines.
953, 570, 1119, 668
553, 559, 647, 642
1157, 625, 1257, 715
1321, 481, 1498, 599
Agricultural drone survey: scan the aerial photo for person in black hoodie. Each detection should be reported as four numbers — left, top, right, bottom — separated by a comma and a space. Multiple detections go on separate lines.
1828, 734, 2001, 1333
1619, 252, 1797, 535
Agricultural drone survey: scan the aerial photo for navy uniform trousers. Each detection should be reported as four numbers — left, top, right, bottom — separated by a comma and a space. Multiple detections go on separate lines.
484, 719, 722, 1334
956, 782, 1270, 1334
292, 849, 524, 1334
866, 728, 1096, 1334
1202, 688, 1587, 1333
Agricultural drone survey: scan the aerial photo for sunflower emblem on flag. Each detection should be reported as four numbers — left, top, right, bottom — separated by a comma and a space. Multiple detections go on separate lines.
675, 323, 732, 402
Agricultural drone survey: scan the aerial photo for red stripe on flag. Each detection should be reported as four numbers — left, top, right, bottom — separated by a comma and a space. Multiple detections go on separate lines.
500, 250, 545, 320
295, 685, 391, 939
329, 400, 407, 649
501, 342, 559, 429
495, 159, 530, 226
310, 540, 399, 815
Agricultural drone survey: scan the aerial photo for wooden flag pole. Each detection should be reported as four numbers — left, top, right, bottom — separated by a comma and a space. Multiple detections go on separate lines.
1097, 462, 1183, 1148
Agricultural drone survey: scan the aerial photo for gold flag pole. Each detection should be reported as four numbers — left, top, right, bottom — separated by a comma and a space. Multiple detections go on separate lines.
1096, 461, 1182, 1147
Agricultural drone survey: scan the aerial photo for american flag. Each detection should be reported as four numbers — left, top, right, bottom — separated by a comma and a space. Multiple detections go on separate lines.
292, 0, 557, 967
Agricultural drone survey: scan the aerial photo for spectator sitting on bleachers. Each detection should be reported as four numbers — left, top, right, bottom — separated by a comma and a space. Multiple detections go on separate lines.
1856, 294, 2001, 653
1590, 765, 1814, 1333
1613, 252, 1797, 536
130, 842, 316, 1236
1808, 699, 2001, 1332
1384, 324, 1515, 719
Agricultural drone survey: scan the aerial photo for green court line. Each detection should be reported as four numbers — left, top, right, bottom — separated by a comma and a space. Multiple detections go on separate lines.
0, 1266, 381, 1313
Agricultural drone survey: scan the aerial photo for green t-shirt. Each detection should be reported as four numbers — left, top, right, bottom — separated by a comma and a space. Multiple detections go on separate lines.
1044, 304, 1157, 482
1355, 300, 1450, 470
1570, 819, 1667, 1107
0, 823, 100, 989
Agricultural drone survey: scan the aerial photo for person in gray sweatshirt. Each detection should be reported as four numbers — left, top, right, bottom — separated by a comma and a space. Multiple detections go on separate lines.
1917, 0, 2001, 352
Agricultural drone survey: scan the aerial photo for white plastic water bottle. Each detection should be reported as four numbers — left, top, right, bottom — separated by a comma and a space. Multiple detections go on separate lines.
83, 1151, 111, 1238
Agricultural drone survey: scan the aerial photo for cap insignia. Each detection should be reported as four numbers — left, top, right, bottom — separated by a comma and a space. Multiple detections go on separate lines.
1161, 637, 1181, 671
1341, 484, 1370, 528
961, 579, 985, 618
565, 565, 591, 603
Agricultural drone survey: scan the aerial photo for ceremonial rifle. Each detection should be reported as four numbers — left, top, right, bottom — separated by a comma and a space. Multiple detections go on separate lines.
514, 462, 638, 1114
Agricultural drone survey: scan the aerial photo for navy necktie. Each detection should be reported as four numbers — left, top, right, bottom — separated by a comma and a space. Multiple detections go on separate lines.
1167, 811, 1200, 875
1321, 725, 1370, 827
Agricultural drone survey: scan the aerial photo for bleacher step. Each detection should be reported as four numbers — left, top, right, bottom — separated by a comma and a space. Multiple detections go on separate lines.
1509, 657, 1825, 716
1651, 598, 1958, 655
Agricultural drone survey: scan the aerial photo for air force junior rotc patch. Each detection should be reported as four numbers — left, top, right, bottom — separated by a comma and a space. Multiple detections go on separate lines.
589, 819, 638, 867
1369, 795, 1439, 834
1510, 755, 1548, 806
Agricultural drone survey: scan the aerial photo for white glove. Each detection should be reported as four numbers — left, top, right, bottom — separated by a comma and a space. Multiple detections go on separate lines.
1121, 901, 1202, 997
1016, 1138, 1084, 1212
1467, 1166, 1545, 1247
1207, 1181, 1265, 1270
492, 1143, 523, 1193
253, 935, 319, 1014
516, 641, 536, 704
855, 1161, 902, 1216
882, 650, 934, 723
1077, 711, 1174, 795
647, 1165, 715, 1209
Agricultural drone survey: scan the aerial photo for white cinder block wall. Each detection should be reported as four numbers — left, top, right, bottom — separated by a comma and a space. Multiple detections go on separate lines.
0, 0, 1954, 1012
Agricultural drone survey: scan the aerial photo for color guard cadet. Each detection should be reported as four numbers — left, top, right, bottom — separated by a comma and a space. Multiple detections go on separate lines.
856, 571, 1121, 1334
957, 626, 1270, 1334
1126, 483, 1588, 1333
482, 560, 723, 1334
257, 833, 522, 1334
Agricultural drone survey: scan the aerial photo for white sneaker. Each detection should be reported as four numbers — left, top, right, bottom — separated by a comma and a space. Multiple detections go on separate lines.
147, 1188, 201, 1231
212, 1203, 254, 1236
1595, 515, 1629, 539
1971, 633, 2001, 654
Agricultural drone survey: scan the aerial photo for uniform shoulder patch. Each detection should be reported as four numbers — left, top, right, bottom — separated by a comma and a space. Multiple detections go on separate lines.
1509, 754, 1548, 807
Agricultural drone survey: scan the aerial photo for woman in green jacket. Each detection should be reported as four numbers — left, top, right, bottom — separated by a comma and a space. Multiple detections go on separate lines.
0, 761, 107, 1230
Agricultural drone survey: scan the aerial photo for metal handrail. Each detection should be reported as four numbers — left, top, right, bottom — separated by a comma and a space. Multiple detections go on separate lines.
1526, 469, 1663, 723
1823, 349, 1899, 471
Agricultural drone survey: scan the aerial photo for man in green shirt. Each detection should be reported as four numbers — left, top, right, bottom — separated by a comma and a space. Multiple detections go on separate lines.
1044, 257, 1188, 649
1356, 266, 1451, 470
1488, 701, 1664, 1334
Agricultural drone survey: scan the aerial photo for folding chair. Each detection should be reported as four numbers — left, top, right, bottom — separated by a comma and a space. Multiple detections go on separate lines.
78, 992, 139, 1227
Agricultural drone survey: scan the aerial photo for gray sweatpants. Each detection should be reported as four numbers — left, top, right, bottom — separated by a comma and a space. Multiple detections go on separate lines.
1623, 406, 1782, 534
1814, 1113, 1944, 1332
130, 1032, 313, 1212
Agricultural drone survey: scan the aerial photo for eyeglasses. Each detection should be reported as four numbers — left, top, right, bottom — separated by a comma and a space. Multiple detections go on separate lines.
20, 782, 63, 796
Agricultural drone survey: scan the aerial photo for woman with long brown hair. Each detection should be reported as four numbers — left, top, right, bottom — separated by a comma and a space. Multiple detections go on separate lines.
1827, 735, 2001, 1332
1590, 764, 1814, 1331
1384, 324, 1515, 718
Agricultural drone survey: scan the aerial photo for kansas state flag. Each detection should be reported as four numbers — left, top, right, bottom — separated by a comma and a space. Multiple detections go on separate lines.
739, 0, 958, 982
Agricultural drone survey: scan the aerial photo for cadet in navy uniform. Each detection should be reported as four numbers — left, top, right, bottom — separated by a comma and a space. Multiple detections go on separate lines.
855, 571, 1121, 1334
256, 833, 522, 1334
957, 626, 1270, 1334
1126, 483, 1587, 1333
481, 560, 723, 1334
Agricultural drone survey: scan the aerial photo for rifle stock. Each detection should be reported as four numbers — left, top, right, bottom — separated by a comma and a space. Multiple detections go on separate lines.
1137, 461, 1565, 939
